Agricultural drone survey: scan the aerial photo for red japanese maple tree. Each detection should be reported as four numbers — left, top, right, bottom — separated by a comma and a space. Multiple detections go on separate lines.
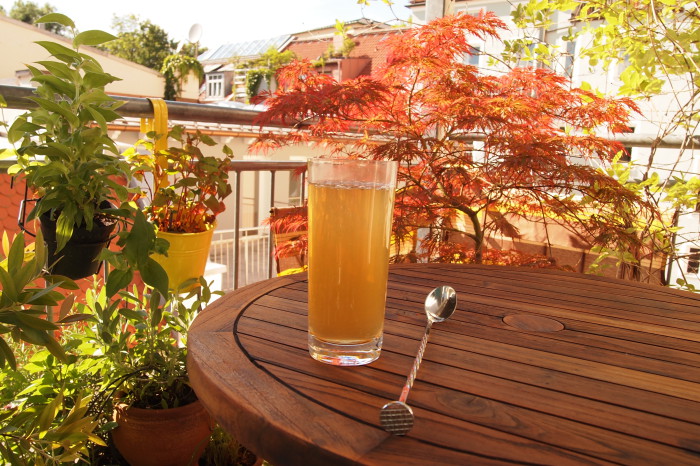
253, 12, 661, 274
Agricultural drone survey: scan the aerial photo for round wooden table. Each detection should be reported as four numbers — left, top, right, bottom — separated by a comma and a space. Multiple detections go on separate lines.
187, 263, 700, 465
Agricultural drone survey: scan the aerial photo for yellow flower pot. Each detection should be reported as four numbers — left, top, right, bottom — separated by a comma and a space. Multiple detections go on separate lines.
152, 225, 215, 291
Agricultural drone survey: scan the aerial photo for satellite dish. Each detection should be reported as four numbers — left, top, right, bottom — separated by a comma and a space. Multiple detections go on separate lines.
188, 23, 203, 43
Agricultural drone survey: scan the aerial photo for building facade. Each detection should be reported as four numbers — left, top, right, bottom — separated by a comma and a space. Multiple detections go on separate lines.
408, 0, 700, 287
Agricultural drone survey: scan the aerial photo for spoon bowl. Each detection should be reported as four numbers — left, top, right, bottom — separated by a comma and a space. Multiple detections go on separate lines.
425, 285, 457, 323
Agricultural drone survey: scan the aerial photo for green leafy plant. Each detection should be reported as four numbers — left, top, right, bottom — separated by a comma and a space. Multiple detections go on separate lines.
83, 279, 220, 409
0, 232, 108, 464
7, 13, 130, 252
125, 125, 234, 233
1, 389, 104, 464
5, 13, 169, 294
510, 0, 700, 284
236, 47, 296, 102
0, 231, 82, 370
161, 54, 204, 101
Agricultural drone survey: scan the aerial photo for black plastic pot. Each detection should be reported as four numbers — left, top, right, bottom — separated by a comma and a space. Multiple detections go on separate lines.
39, 206, 117, 280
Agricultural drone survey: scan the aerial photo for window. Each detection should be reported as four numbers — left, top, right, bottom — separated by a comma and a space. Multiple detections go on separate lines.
688, 248, 700, 274
288, 173, 302, 206
206, 73, 224, 98
564, 40, 576, 77
464, 45, 480, 67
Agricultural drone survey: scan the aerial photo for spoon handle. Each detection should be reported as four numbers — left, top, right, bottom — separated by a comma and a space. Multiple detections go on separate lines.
399, 321, 433, 403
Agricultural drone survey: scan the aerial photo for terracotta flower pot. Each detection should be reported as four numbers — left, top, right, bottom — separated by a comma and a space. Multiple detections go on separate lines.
112, 399, 213, 466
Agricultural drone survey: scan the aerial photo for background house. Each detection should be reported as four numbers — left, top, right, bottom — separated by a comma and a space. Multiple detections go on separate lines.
193, 19, 404, 228
1, 14, 167, 97
286, 19, 397, 82
198, 19, 400, 103
0, 14, 168, 236
198, 35, 293, 102
408, 0, 700, 286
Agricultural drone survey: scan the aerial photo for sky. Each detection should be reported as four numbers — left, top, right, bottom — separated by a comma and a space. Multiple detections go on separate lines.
0, 0, 413, 50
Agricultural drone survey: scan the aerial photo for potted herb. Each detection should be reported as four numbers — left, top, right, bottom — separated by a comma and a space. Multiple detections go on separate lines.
84, 279, 220, 465
125, 125, 234, 290
7, 14, 131, 279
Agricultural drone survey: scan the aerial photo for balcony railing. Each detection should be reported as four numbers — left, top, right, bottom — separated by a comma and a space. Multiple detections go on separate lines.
0, 84, 696, 291
0, 84, 308, 291
222, 161, 307, 290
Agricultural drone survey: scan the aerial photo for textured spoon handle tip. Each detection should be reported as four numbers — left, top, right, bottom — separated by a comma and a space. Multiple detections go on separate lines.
380, 401, 414, 436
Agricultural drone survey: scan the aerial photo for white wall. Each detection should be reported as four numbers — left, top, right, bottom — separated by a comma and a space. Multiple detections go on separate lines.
412, 0, 700, 287
0, 15, 166, 98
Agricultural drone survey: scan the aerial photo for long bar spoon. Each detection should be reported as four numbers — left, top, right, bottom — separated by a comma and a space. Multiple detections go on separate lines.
380, 285, 457, 435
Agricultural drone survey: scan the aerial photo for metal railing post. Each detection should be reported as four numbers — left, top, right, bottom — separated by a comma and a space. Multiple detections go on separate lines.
233, 171, 241, 290
268, 171, 277, 279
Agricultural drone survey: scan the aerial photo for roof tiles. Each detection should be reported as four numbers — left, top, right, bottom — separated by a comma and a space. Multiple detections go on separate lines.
287, 29, 402, 76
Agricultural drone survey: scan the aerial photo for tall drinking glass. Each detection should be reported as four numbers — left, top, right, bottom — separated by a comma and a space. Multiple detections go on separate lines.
307, 158, 398, 366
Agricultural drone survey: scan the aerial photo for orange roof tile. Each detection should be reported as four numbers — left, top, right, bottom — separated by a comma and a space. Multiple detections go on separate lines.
286, 29, 403, 78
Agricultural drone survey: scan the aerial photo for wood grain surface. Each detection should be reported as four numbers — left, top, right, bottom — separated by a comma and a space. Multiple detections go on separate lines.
187, 263, 700, 465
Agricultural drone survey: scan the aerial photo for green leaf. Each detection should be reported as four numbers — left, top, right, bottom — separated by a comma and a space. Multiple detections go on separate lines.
55, 210, 75, 252
29, 74, 74, 97
27, 97, 79, 127
6, 230, 25, 276
14, 311, 59, 331
106, 268, 133, 298
22, 287, 65, 306
58, 294, 76, 321
19, 325, 50, 345
86, 106, 108, 133
44, 274, 79, 290
0, 337, 17, 370
141, 257, 169, 297
0, 266, 18, 302
78, 86, 116, 104
35, 60, 75, 81
34, 41, 80, 62
91, 106, 123, 123
74, 30, 117, 48
43, 334, 67, 362
149, 294, 164, 327
14, 262, 38, 296
57, 313, 91, 324
36, 13, 76, 29
7, 116, 41, 143
117, 308, 143, 321
38, 393, 64, 431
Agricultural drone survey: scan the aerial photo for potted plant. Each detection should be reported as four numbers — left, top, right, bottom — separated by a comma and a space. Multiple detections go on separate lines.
84, 278, 220, 465
125, 125, 234, 290
7, 14, 132, 279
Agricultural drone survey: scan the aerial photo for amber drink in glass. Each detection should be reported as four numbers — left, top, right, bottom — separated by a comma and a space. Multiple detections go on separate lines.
306, 158, 398, 366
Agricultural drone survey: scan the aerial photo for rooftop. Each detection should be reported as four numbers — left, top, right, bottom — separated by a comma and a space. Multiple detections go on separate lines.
198, 35, 293, 63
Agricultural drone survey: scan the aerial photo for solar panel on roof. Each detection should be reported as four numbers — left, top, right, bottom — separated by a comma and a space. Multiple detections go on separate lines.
200, 35, 292, 61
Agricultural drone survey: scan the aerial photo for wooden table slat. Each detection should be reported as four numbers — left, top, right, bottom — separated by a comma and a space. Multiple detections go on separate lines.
236, 309, 700, 424
188, 264, 700, 465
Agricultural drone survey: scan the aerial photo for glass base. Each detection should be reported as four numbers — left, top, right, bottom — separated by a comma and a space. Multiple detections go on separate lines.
308, 333, 382, 366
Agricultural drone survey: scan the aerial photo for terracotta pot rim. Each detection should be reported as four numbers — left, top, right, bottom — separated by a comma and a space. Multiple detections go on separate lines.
115, 398, 206, 420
